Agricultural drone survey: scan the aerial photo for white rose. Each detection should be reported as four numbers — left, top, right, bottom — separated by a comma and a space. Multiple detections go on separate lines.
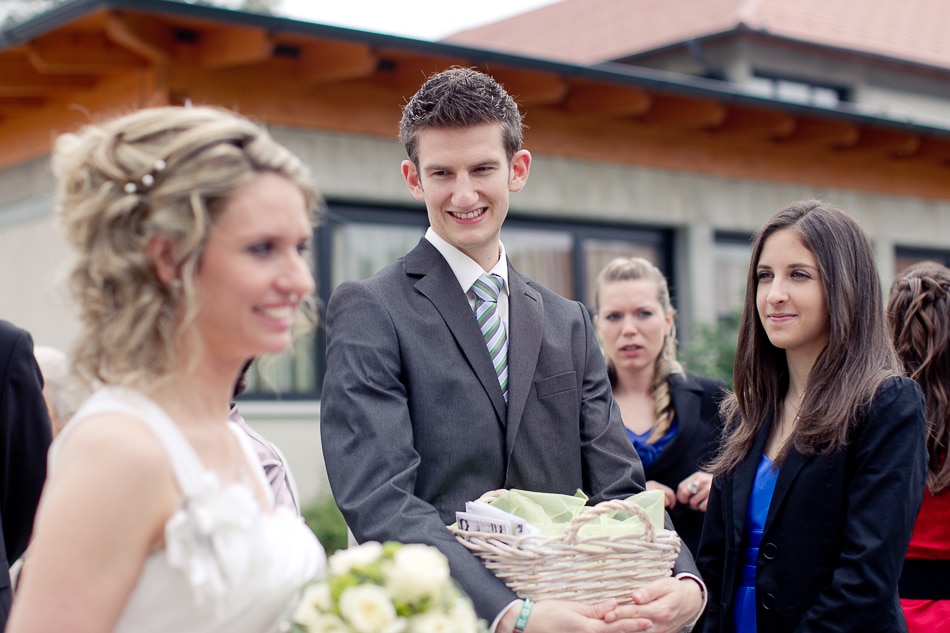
298, 613, 349, 633
407, 611, 455, 633
448, 597, 479, 633
330, 541, 384, 576
339, 584, 399, 633
384, 544, 450, 604
292, 582, 332, 629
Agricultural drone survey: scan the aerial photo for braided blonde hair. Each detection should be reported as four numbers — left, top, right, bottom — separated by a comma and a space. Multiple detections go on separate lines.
594, 257, 683, 443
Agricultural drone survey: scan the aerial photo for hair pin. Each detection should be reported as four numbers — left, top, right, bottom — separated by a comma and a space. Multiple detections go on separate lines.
123, 159, 167, 195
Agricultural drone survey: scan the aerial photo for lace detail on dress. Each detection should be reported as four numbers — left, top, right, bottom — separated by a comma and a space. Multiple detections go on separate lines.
165, 471, 261, 606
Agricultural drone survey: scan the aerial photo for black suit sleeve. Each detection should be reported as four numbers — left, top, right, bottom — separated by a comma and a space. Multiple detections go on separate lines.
0, 322, 52, 565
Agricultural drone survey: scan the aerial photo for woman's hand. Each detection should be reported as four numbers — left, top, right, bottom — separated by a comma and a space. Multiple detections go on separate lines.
676, 471, 713, 511
646, 480, 676, 509
498, 599, 655, 633
604, 576, 705, 633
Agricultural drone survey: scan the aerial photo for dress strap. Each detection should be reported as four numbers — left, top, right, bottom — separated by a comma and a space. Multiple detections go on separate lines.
63, 387, 207, 496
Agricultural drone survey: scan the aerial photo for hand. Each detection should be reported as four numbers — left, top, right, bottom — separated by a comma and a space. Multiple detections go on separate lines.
604, 576, 705, 633
646, 480, 676, 509
498, 599, 654, 633
676, 471, 713, 511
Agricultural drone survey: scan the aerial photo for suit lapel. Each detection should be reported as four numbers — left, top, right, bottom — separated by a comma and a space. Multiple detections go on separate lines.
406, 240, 508, 423
655, 373, 701, 468
764, 447, 808, 531
504, 268, 542, 453
730, 421, 771, 544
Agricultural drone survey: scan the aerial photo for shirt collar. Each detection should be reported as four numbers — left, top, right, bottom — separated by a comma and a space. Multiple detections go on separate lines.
424, 227, 509, 295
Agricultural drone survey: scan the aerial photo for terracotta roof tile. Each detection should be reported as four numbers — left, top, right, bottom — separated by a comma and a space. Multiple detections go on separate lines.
444, 0, 950, 69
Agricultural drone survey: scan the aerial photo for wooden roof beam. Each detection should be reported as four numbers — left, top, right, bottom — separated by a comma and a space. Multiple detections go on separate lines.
295, 39, 378, 84
834, 127, 920, 155
0, 58, 96, 96
561, 81, 651, 118
26, 31, 148, 73
637, 93, 726, 129
372, 50, 470, 93
708, 104, 796, 138
481, 66, 568, 108
105, 12, 173, 65
0, 97, 48, 114
893, 136, 950, 161
195, 25, 274, 69
772, 117, 859, 147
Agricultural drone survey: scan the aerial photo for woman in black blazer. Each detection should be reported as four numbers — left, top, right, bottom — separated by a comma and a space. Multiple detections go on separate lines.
593, 257, 726, 556
697, 200, 928, 633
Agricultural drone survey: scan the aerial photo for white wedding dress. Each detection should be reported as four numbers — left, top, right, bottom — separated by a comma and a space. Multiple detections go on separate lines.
54, 387, 326, 633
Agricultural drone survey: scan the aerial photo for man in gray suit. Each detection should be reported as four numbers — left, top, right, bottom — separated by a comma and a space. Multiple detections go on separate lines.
321, 67, 704, 633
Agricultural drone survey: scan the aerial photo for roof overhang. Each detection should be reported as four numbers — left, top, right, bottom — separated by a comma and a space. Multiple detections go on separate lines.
2, 0, 949, 199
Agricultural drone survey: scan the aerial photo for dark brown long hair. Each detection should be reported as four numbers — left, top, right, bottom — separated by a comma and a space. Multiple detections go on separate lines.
887, 262, 950, 494
709, 200, 900, 473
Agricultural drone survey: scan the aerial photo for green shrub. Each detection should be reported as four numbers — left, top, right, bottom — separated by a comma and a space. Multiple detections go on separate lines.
301, 494, 349, 555
680, 314, 739, 389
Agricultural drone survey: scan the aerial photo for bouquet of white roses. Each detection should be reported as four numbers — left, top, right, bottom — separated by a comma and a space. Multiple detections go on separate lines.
288, 541, 486, 633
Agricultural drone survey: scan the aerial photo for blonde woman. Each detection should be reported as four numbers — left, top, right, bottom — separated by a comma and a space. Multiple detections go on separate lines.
593, 257, 726, 556
8, 106, 325, 633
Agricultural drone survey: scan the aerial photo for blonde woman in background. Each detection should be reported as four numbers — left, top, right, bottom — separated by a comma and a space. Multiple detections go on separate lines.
8, 106, 325, 633
593, 257, 726, 556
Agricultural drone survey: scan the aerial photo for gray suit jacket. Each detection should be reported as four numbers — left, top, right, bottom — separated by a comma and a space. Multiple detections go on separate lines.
321, 238, 698, 619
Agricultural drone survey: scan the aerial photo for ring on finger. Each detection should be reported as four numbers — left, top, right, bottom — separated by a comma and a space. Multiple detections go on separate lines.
687, 481, 700, 494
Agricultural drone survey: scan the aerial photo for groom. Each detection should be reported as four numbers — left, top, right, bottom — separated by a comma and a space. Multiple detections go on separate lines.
320, 67, 705, 633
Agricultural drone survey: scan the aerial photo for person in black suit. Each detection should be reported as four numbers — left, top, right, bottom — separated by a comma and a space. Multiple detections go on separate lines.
321, 67, 705, 633
0, 320, 52, 629
593, 257, 725, 556
697, 200, 927, 633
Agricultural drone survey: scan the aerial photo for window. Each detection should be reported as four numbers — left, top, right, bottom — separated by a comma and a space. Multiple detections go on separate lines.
713, 233, 753, 321
747, 71, 849, 108
894, 246, 950, 274
243, 202, 671, 398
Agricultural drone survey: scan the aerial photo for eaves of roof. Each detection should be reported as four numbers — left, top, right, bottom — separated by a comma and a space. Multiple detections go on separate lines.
4, 0, 949, 141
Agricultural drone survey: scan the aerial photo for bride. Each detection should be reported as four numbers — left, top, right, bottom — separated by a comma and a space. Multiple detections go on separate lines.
8, 105, 325, 633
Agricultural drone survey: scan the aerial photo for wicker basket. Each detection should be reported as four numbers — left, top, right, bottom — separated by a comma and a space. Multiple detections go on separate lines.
448, 490, 681, 604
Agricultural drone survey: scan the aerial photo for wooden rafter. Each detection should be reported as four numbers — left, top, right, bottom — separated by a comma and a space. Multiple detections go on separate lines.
480, 66, 568, 108
0, 2, 947, 199
773, 116, 859, 147
561, 80, 651, 118
637, 93, 726, 129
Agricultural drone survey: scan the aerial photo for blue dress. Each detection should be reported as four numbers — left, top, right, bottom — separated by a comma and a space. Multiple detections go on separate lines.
625, 416, 678, 469
734, 453, 780, 633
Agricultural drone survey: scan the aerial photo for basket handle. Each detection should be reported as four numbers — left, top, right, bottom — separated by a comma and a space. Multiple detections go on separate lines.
561, 498, 656, 544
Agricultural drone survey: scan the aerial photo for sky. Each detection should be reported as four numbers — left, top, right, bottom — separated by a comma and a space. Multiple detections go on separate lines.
277, 0, 562, 40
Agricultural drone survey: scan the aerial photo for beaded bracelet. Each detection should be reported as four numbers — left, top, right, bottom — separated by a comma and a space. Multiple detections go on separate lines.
513, 598, 534, 633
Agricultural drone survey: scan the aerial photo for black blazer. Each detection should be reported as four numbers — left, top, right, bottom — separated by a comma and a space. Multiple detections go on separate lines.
321, 239, 700, 621
0, 321, 52, 629
698, 376, 927, 633
646, 372, 725, 556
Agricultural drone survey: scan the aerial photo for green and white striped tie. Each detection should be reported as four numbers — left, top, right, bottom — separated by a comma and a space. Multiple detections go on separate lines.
472, 274, 509, 403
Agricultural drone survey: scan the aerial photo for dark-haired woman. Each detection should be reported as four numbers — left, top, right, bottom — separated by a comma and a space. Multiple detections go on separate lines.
887, 262, 950, 632
697, 200, 927, 633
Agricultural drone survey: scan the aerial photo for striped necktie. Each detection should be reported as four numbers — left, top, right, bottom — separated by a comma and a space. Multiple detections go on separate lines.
472, 274, 509, 403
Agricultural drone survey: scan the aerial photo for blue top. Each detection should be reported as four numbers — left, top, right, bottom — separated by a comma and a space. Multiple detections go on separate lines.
734, 453, 780, 633
625, 416, 679, 468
